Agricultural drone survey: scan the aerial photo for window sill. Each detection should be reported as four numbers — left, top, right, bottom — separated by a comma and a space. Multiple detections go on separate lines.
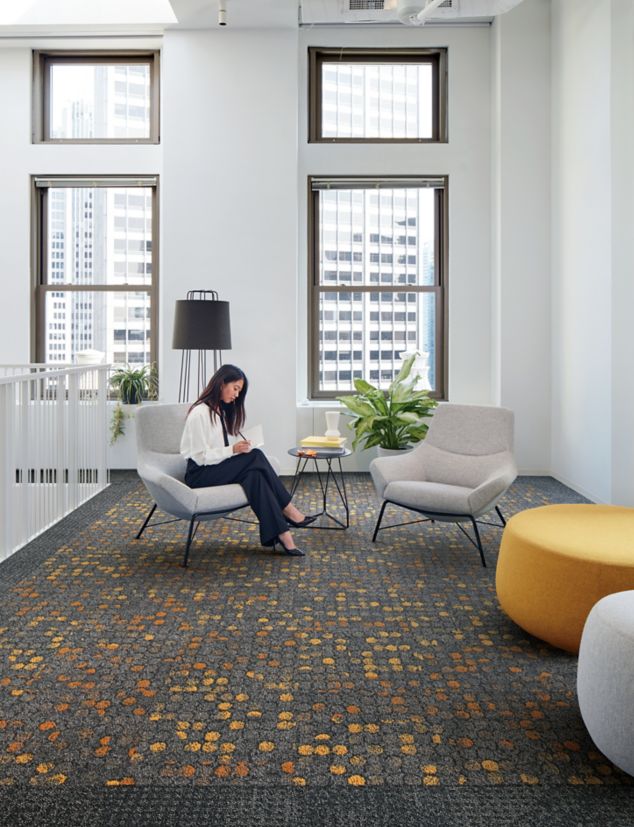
298, 399, 345, 409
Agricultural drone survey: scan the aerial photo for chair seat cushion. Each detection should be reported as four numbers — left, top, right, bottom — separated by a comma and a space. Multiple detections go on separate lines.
194, 483, 249, 517
384, 480, 474, 518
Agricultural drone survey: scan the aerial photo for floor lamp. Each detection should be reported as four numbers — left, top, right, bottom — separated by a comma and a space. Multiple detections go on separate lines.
172, 290, 232, 403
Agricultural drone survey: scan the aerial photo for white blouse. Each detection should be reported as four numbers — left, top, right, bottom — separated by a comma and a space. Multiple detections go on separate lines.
180, 403, 237, 466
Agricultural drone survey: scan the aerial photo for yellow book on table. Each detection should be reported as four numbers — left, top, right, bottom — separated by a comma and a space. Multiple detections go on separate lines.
300, 435, 346, 448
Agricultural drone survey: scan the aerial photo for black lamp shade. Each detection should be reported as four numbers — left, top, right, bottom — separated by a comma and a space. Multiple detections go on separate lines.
172, 299, 232, 350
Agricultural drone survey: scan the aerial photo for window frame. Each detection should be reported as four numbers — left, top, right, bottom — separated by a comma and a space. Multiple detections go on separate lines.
31, 174, 160, 378
308, 175, 448, 401
32, 50, 161, 144
308, 47, 448, 144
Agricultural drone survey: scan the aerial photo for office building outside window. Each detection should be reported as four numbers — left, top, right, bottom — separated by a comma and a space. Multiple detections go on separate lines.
34, 177, 158, 370
32, 51, 160, 143
32, 54, 159, 375
309, 48, 447, 143
307, 46, 448, 399
309, 177, 446, 399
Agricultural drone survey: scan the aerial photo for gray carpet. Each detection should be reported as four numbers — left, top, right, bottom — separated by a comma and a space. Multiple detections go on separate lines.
0, 472, 633, 826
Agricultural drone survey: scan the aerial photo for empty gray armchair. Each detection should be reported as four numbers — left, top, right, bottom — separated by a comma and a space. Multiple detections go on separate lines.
135, 404, 279, 567
369, 403, 517, 566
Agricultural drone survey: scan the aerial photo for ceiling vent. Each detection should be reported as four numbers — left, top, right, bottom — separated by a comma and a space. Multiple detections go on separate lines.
300, 0, 524, 25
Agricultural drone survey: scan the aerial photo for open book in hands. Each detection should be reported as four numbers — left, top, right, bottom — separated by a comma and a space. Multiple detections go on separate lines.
242, 424, 264, 449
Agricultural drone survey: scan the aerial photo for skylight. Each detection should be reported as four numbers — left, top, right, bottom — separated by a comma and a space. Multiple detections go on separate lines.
0, 0, 177, 26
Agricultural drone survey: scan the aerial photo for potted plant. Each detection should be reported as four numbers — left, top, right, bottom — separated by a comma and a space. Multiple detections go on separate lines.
337, 353, 437, 453
109, 363, 157, 444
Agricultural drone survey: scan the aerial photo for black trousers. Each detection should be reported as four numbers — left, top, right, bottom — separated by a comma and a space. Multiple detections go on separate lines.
185, 449, 291, 546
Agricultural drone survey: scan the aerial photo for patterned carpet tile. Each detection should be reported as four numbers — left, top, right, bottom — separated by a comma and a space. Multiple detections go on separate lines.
0, 473, 631, 792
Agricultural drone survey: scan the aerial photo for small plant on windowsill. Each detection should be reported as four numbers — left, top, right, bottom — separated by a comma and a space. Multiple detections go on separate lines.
109, 363, 158, 444
337, 353, 437, 453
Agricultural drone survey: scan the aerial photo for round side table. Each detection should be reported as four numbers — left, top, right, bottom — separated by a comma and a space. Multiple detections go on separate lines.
287, 447, 352, 529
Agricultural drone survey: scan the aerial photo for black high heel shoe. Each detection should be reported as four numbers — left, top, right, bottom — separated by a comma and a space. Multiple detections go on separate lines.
286, 515, 318, 528
263, 539, 306, 557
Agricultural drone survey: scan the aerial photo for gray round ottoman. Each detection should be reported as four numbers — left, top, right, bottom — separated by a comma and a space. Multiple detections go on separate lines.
577, 589, 634, 776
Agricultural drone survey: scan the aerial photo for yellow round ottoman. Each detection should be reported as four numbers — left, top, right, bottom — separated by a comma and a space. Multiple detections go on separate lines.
496, 504, 634, 653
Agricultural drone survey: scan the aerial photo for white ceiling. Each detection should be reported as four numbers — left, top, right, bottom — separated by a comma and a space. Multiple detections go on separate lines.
0, 0, 300, 36
0, 0, 502, 37
168, 0, 299, 29
0, 0, 504, 39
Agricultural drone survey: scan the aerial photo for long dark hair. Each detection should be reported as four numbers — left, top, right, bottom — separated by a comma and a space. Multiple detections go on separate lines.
191, 364, 248, 435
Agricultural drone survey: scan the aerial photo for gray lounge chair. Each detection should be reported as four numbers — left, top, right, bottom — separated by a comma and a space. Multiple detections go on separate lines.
369, 403, 517, 566
135, 403, 279, 566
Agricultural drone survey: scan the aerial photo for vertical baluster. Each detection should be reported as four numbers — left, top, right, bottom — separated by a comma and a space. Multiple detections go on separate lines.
44, 374, 49, 531
32, 375, 39, 540
47, 374, 53, 529
21, 378, 29, 549
67, 371, 79, 513
13, 380, 20, 552
81, 369, 86, 499
77, 369, 82, 501
99, 366, 109, 491
55, 373, 61, 522
39, 374, 44, 535
0, 384, 11, 559
62, 371, 69, 516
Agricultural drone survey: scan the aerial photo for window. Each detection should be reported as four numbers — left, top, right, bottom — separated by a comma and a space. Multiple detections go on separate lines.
32, 176, 159, 372
32, 51, 160, 143
309, 48, 447, 143
309, 177, 446, 399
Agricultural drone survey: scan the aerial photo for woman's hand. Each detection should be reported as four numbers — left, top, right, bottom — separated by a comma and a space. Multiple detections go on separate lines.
232, 440, 251, 454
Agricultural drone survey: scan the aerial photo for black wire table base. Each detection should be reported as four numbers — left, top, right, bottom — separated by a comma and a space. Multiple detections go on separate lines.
288, 455, 350, 530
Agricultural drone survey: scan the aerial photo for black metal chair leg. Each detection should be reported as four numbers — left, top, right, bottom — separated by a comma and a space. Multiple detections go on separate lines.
495, 505, 507, 526
470, 517, 486, 567
182, 517, 197, 568
372, 501, 389, 542
136, 503, 157, 539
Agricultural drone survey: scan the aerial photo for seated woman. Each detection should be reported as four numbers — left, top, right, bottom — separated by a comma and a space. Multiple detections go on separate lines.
180, 364, 315, 556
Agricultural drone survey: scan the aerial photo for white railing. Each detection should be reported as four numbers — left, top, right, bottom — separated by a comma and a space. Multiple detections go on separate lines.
0, 364, 110, 562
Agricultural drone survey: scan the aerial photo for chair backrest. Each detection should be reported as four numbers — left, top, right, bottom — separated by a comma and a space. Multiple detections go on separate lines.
136, 403, 190, 480
424, 403, 514, 456
414, 403, 515, 489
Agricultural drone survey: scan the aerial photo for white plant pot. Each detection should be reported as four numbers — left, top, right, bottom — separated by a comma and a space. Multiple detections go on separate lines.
377, 446, 413, 457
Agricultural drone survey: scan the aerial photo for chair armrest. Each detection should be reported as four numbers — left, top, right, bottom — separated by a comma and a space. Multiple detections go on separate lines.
369, 448, 426, 500
468, 462, 517, 517
139, 463, 199, 519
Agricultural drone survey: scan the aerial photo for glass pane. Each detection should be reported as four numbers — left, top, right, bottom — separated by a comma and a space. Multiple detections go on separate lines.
318, 187, 436, 287
321, 62, 432, 139
317, 290, 437, 394
44, 290, 151, 369
49, 62, 151, 139
46, 187, 153, 285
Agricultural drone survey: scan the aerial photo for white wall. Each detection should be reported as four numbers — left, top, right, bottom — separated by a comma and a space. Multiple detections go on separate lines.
0, 48, 32, 363
609, 0, 634, 506
550, 0, 632, 503
161, 29, 299, 473
492, 0, 551, 474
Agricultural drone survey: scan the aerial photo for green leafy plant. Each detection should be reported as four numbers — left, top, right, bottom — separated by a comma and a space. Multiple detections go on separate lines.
337, 353, 438, 451
109, 363, 158, 443
109, 363, 157, 405
110, 402, 127, 445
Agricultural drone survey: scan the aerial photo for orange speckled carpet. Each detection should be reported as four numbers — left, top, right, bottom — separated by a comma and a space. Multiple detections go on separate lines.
0, 472, 632, 826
